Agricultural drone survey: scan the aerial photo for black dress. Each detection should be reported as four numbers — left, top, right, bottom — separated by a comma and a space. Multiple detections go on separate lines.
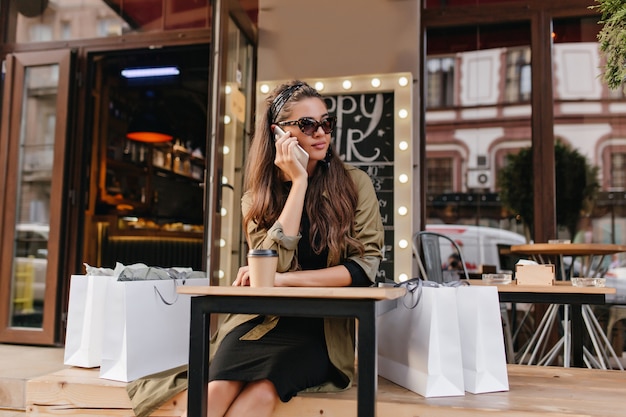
208, 212, 341, 402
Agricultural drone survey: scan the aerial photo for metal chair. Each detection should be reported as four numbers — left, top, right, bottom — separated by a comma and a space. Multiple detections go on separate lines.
412, 231, 469, 283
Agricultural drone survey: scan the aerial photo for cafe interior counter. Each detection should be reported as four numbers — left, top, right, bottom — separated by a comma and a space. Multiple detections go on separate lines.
85, 215, 204, 271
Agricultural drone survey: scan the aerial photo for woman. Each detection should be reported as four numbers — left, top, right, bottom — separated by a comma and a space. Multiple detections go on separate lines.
205, 80, 384, 417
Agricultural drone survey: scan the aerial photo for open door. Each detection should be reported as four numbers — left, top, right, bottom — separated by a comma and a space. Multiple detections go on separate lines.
0, 50, 73, 345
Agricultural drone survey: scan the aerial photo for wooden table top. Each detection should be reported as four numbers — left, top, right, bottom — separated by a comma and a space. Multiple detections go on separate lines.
177, 285, 407, 300
510, 243, 626, 256
466, 279, 616, 294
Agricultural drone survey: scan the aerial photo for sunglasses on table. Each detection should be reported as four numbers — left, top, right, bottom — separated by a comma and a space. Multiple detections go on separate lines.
277, 116, 336, 136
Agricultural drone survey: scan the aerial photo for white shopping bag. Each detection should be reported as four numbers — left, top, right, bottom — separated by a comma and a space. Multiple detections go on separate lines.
99, 277, 208, 382
377, 282, 465, 397
64, 274, 116, 368
455, 285, 509, 394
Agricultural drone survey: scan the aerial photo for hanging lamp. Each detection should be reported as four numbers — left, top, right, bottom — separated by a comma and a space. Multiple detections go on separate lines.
126, 89, 174, 143
126, 110, 174, 143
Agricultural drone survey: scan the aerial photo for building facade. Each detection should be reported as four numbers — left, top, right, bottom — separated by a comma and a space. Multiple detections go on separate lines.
1, 0, 623, 347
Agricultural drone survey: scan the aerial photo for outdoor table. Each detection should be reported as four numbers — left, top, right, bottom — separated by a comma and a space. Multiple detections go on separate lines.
467, 279, 616, 368
510, 243, 626, 279
176, 285, 406, 417
509, 243, 626, 368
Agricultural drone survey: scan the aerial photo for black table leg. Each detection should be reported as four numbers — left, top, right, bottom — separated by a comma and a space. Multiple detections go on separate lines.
185, 296, 387, 417
357, 302, 377, 417
188, 298, 210, 417
571, 304, 584, 368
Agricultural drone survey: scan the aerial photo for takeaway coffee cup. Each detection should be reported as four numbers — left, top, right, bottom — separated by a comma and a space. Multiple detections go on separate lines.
247, 249, 278, 287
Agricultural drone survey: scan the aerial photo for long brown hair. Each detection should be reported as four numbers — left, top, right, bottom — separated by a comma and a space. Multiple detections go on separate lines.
243, 80, 365, 265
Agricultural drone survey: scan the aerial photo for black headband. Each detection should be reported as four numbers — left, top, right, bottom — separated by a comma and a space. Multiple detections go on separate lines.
268, 83, 304, 123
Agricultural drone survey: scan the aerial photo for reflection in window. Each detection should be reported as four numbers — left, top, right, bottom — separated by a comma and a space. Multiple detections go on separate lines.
427, 158, 453, 194
608, 84, 626, 100
14, 0, 214, 43
611, 153, 626, 189
18, 5, 128, 42
425, 0, 528, 9
61, 21, 71, 40
425, 21, 530, 235
10, 63, 59, 328
505, 47, 531, 103
97, 18, 125, 37
426, 57, 455, 108
28, 24, 53, 42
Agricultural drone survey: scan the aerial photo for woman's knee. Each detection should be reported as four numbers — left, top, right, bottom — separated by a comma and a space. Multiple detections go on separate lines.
208, 380, 243, 403
244, 380, 279, 408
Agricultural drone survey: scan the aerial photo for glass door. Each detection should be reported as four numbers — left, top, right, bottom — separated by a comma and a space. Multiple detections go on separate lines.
0, 50, 72, 344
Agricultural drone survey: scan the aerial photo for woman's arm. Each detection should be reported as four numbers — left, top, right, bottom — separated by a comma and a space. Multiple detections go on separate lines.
275, 177, 307, 237
274, 131, 308, 236
345, 166, 385, 283
274, 265, 352, 287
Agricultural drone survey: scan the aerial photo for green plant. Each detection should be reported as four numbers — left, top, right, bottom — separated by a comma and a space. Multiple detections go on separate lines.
593, 0, 626, 89
497, 141, 599, 239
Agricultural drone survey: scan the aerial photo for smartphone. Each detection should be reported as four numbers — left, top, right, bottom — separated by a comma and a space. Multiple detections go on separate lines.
273, 125, 309, 168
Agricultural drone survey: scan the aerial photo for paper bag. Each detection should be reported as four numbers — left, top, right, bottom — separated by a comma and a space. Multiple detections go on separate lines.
455, 285, 509, 394
99, 277, 208, 382
64, 274, 116, 367
377, 283, 465, 397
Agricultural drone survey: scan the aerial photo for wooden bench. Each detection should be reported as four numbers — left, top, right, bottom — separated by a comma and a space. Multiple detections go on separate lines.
25, 364, 626, 416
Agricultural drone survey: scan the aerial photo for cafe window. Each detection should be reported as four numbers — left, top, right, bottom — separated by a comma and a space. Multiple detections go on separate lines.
426, 56, 455, 108
505, 47, 531, 103
427, 157, 454, 195
425, 21, 531, 230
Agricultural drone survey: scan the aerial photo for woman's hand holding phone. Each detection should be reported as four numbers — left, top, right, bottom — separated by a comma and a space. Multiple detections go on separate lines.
272, 125, 309, 176
273, 125, 309, 169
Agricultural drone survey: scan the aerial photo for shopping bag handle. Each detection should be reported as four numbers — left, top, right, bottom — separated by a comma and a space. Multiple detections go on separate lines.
153, 279, 179, 306
394, 278, 469, 309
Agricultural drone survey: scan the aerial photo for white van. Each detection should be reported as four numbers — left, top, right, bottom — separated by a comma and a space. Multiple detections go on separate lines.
425, 224, 527, 273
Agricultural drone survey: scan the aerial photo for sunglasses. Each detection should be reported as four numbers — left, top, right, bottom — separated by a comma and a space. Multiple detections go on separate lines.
278, 116, 336, 136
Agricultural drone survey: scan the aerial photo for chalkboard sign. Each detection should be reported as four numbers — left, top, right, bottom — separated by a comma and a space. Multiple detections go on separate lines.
257, 74, 413, 282
323, 91, 396, 282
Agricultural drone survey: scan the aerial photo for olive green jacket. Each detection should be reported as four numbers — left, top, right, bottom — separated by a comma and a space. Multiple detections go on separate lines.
210, 163, 384, 392
126, 164, 384, 416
